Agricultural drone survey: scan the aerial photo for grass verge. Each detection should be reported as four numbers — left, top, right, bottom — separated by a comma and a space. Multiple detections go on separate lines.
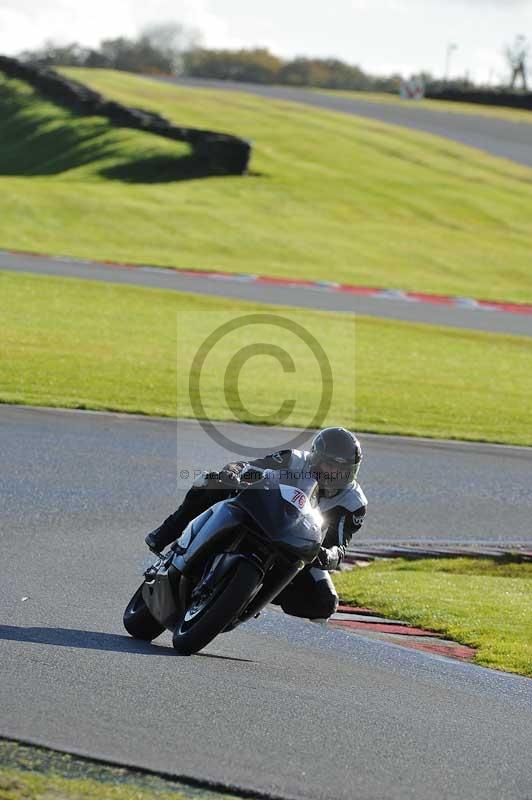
1, 68, 532, 302
1, 270, 531, 445
0, 74, 189, 179
0, 739, 236, 800
333, 558, 532, 677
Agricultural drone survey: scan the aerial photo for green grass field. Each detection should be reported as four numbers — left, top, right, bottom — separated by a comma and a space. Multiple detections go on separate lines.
334, 558, 532, 677
0, 770, 193, 800
0, 74, 189, 178
0, 739, 234, 800
2, 270, 531, 445
1, 69, 531, 302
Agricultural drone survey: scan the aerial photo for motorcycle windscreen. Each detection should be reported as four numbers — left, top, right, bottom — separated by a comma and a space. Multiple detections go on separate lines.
228, 474, 323, 561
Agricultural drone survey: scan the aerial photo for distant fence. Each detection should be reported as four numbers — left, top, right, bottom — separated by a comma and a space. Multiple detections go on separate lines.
0, 56, 252, 175
426, 87, 532, 112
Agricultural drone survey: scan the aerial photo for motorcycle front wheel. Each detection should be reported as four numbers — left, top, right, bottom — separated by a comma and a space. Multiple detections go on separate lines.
172, 558, 261, 656
123, 584, 165, 642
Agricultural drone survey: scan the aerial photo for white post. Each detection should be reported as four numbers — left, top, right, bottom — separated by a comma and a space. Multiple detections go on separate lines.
445, 43, 458, 80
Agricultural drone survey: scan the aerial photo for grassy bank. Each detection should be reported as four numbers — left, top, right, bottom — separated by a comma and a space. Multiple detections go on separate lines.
0, 739, 234, 800
0, 74, 189, 179
1, 69, 532, 302
0, 770, 193, 800
1, 270, 531, 445
334, 558, 532, 677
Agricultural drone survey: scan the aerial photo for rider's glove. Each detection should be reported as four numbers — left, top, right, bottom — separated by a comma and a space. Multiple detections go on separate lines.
315, 546, 342, 571
205, 468, 240, 491
239, 465, 265, 484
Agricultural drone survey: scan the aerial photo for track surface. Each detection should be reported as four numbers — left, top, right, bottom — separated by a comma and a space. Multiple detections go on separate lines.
1, 406, 531, 800
159, 76, 532, 168
3, 252, 532, 337
2, 406, 532, 545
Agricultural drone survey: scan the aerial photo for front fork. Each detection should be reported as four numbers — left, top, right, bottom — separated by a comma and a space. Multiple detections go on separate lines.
177, 531, 254, 614
146, 526, 307, 630
237, 558, 305, 624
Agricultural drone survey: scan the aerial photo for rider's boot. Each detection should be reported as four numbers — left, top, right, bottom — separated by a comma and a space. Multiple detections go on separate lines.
144, 480, 220, 553
145, 470, 240, 553
145, 521, 179, 554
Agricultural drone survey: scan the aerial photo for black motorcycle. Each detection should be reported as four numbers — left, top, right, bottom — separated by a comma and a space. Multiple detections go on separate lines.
123, 470, 324, 655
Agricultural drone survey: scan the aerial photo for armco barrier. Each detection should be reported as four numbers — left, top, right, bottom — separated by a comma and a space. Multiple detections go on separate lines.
426, 87, 532, 112
0, 55, 252, 175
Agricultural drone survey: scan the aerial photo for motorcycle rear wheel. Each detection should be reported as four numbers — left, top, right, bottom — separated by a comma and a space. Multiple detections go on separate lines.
172, 559, 261, 655
123, 584, 165, 641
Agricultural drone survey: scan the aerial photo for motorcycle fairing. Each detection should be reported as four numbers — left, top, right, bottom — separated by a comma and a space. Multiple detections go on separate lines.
142, 556, 182, 628
227, 475, 323, 561
173, 500, 248, 577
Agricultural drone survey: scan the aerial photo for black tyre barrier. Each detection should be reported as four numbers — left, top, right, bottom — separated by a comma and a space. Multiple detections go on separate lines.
0, 55, 252, 175
426, 87, 532, 112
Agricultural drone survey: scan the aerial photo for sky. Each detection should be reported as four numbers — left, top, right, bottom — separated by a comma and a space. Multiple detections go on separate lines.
0, 0, 531, 82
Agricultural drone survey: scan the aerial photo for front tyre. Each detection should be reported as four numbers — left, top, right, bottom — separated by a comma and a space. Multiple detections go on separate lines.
123, 584, 165, 641
172, 559, 261, 656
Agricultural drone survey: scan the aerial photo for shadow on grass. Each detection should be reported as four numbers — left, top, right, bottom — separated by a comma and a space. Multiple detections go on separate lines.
100, 154, 217, 183
0, 624, 254, 662
0, 79, 244, 183
101, 156, 263, 183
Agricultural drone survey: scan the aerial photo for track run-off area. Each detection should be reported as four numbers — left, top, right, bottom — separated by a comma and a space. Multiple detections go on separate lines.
1, 405, 532, 800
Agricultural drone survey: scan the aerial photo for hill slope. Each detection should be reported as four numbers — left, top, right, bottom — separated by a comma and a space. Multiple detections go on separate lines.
1, 68, 531, 302
0, 74, 189, 179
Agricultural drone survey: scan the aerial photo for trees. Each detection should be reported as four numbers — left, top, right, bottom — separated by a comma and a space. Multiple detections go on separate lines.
16, 33, 417, 95
140, 22, 203, 74
95, 35, 176, 74
18, 40, 89, 67
278, 58, 333, 88
185, 49, 395, 92
277, 57, 371, 90
19, 22, 202, 76
184, 48, 282, 83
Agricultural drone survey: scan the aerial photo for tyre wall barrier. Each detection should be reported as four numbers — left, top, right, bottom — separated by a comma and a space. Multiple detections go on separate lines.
426, 87, 532, 112
0, 56, 252, 175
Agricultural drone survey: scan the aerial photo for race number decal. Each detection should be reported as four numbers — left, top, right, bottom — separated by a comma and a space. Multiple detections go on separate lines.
291, 489, 307, 509
279, 484, 313, 515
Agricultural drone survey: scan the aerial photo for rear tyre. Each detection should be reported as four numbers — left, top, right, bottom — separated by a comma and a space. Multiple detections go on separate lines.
123, 584, 165, 641
172, 559, 261, 656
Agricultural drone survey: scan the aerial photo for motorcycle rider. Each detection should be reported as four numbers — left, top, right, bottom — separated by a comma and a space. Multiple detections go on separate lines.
145, 427, 367, 621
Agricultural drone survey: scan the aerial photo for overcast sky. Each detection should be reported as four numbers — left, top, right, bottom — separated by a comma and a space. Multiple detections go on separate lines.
1, 0, 531, 82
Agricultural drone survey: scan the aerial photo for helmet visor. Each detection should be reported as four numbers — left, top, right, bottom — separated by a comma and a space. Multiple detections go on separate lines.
310, 456, 359, 491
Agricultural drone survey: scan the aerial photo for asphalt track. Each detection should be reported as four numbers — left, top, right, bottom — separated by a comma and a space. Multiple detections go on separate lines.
159, 76, 532, 168
2, 251, 532, 337
1, 405, 531, 800
3, 405, 532, 545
